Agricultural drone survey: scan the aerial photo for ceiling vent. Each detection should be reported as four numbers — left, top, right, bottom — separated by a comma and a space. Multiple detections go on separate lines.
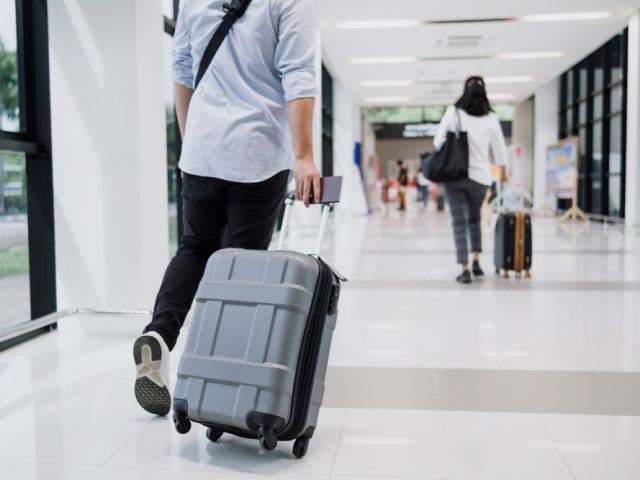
441, 35, 485, 49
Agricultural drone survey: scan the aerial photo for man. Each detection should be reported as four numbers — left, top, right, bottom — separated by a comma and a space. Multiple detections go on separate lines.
133, 0, 321, 416
397, 160, 408, 211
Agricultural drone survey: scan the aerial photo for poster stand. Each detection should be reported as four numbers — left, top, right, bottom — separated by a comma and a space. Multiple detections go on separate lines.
545, 137, 588, 223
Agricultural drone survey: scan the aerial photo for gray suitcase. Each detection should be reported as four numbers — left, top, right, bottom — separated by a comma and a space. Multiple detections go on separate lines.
172, 195, 344, 459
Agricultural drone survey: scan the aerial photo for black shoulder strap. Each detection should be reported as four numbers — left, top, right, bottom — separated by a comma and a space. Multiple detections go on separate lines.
194, 0, 253, 90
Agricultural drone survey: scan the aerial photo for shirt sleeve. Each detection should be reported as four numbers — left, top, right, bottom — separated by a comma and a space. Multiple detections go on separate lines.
489, 114, 509, 166
172, 0, 194, 88
274, 0, 317, 101
434, 106, 455, 150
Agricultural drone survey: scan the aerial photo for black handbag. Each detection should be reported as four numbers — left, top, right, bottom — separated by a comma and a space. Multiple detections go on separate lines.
425, 109, 469, 183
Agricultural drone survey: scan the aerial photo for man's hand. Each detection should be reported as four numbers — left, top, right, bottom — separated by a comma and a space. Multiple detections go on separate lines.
294, 158, 321, 207
499, 166, 509, 183
287, 98, 318, 207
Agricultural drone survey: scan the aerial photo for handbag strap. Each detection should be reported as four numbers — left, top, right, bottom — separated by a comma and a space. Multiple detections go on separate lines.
455, 108, 462, 136
194, 0, 254, 90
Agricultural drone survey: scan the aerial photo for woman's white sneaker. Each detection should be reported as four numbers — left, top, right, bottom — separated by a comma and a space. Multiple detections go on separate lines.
133, 332, 171, 416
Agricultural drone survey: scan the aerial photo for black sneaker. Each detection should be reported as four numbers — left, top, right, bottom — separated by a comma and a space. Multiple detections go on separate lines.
472, 261, 485, 277
456, 270, 472, 284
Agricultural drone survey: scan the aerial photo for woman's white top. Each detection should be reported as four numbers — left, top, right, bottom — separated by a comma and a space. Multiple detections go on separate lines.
433, 106, 509, 186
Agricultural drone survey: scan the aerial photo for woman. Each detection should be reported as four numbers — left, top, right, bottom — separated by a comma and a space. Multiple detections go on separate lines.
434, 76, 508, 284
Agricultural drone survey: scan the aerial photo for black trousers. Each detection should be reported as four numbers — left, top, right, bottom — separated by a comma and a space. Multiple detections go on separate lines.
443, 178, 488, 265
144, 170, 290, 350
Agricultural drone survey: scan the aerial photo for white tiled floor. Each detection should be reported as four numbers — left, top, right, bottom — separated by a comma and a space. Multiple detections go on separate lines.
1, 210, 639, 479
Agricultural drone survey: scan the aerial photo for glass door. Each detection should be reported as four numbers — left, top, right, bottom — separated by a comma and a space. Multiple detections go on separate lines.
0, 0, 56, 349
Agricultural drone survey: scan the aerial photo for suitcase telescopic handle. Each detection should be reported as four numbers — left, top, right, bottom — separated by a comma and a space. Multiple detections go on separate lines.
276, 182, 339, 256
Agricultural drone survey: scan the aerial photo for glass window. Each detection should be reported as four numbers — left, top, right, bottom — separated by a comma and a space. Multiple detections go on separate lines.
579, 127, 587, 156
591, 178, 602, 215
567, 70, 574, 102
0, 151, 30, 329
493, 104, 515, 121
609, 175, 622, 217
0, 0, 21, 132
579, 101, 587, 125
164, 33, 179, 256
609, 115, 622, 175
565, 108, 573, 129
363, 107, 429, 124
611, 84, 623, 113
593, 94, 603, 120
610, 36, 623, 83
593, 49, 604, 92
592, 121, 603, 175
423, 106, 446, 122
579, 63, 588, 98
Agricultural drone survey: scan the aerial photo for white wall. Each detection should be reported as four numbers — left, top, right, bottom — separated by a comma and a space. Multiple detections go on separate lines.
627, 12, 640, 227
512, 97, 535, 194
533, 78, 560, 210
332, 78, 368, 217
49, 0, 168, 310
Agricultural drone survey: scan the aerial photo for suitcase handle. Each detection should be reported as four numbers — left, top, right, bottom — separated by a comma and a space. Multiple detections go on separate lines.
276, 186, 338, 256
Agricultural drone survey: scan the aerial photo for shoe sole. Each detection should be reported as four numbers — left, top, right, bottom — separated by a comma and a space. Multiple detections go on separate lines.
133, 336, 171, 416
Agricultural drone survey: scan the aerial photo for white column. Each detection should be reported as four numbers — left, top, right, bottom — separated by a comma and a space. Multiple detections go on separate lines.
626, 13, 640, 227
512, 97, 535, 194
533, 78, 560, 210
332, 79, 368, 216
49, 0, 168, 309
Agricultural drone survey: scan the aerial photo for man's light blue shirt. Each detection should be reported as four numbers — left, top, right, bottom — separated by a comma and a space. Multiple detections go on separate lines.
173, 0, 317, 183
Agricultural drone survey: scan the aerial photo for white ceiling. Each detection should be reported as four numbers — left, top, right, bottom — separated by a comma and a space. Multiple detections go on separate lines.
313, 0, 640, 106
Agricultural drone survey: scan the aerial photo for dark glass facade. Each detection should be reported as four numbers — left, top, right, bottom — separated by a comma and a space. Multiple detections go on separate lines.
559, 30, 628, 219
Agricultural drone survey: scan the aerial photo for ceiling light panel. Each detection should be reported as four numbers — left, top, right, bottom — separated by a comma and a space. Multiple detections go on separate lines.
336, 19, 422, 29
350, 57, 420, 65
496, 51, 564, 59
351, 52, 563, 64
484, 76, 535, 83
363, 96, 413, 103
360, 80, 415, 87
519, 12, 616, 22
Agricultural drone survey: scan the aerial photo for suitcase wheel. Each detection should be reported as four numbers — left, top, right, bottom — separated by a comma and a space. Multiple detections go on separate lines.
515, 272, 522, 279
173, 411, 191, 435
525, 270, 532, 279
293, 436, 310, 459
257, 426, 278, 451
206, 428, 224, 443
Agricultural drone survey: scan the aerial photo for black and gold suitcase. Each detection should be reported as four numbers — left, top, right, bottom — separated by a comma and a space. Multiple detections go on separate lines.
494, 211, 533, 278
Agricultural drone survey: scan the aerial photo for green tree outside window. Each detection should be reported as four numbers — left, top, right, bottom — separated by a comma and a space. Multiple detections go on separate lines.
0, 38, 20, 129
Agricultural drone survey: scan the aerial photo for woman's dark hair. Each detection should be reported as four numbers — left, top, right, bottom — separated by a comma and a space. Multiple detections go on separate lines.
455, 76, 493, 117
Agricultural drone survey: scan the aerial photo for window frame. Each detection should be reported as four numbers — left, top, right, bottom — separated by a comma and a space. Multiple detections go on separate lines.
558, 30, 627, 219
164, 1, 184, 244
0, 0, 56, 351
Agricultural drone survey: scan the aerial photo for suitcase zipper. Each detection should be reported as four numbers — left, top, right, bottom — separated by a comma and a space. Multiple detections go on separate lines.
276, 256, 334, 441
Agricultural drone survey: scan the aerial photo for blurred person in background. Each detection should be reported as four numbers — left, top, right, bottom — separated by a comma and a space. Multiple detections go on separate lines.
397, 159, 409, 211
417, 170, 430, 210
434, 76, 508, 284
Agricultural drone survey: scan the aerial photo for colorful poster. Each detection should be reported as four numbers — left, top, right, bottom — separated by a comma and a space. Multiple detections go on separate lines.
546, 138, 578, 200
